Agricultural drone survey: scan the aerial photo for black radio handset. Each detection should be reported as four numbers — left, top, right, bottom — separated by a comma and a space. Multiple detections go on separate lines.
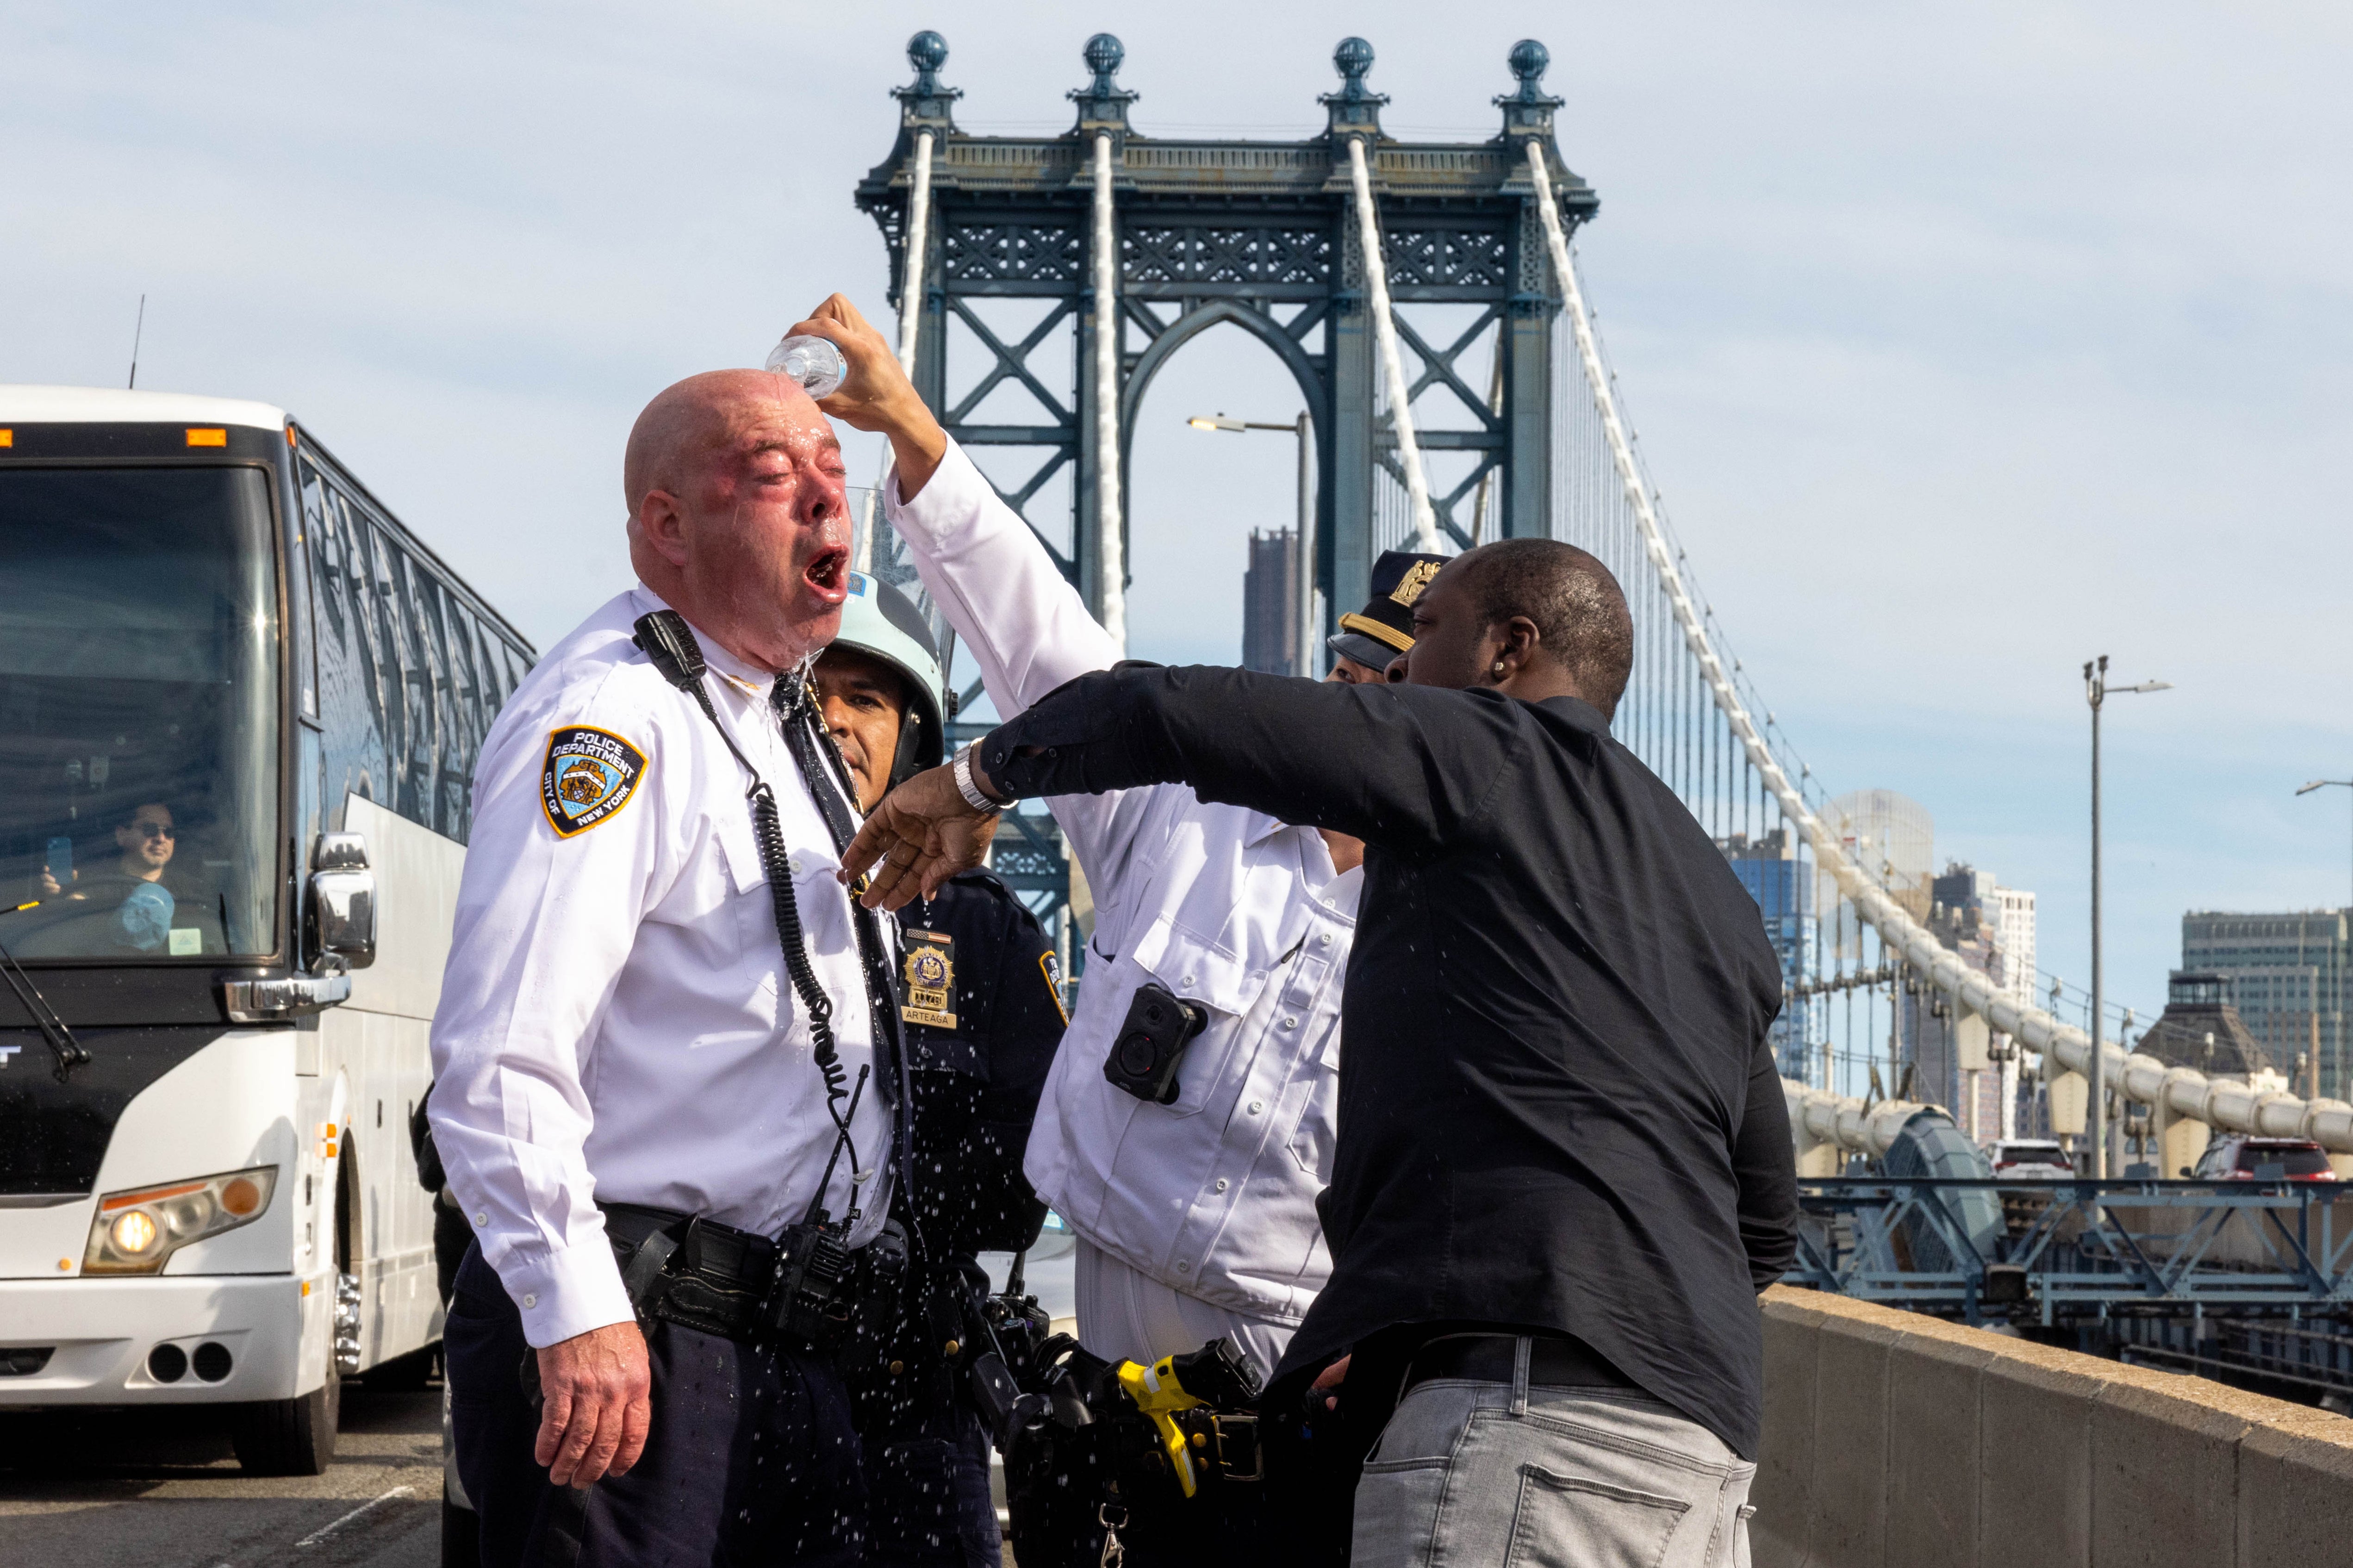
632, 609, 707, 690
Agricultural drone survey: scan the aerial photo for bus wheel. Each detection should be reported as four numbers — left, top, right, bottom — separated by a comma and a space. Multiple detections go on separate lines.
230, 1371, 341, 1475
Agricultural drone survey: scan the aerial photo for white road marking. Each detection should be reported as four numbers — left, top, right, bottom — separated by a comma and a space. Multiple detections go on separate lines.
293, 1486, 417, 1549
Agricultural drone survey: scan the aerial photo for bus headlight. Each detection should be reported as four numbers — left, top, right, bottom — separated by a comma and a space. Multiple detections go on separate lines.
83, 1168, 277, 1276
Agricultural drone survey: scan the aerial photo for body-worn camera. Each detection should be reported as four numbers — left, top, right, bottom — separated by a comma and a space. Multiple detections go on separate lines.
1102, 981, 1210, 1105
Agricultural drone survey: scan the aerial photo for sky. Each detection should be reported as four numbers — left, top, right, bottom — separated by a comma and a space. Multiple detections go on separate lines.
6, 1, 2350, 1024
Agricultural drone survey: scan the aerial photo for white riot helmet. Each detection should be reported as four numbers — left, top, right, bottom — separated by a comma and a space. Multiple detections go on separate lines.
825, 571, 949, 789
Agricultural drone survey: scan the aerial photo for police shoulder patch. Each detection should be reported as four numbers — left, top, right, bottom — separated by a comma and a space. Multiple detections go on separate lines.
541, 725, 648, 838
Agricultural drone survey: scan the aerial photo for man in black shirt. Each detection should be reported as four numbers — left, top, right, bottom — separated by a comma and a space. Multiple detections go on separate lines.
845, 540, 1799, 1568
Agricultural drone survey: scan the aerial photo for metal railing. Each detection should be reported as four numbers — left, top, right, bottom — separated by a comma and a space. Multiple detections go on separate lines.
1791, 1176, 2353, 1330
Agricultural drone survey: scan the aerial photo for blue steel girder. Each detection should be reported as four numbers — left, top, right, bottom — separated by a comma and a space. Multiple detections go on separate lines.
1791, 1178, 2353, 1327
1374, 446, 1500, 549
1390, 304, 1508, 432
943, 296, 1077, 428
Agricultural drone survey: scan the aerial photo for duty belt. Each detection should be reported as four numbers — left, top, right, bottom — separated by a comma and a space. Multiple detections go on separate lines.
603, 1201, 789, 1344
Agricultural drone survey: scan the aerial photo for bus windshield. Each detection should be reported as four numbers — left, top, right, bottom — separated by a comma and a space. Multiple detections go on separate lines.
0, 466, 280, 960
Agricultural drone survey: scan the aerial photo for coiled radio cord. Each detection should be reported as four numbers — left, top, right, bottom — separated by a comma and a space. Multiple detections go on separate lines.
744, 775, 853, 1139
631, 612, 861, 1188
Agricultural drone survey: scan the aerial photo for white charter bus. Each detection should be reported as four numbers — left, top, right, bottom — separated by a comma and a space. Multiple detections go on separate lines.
0, 386, 533, 1474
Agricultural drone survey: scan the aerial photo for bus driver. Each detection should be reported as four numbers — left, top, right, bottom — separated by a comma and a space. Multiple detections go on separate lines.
33, 801, 183, 953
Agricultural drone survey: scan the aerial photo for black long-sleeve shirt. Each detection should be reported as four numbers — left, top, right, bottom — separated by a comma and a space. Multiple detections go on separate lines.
980, 666, 1799, 1459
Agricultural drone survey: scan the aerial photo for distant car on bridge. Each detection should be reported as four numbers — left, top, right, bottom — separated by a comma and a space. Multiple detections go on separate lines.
2191, 1136, 2340, 1182
1988, 1139, 2073, 1179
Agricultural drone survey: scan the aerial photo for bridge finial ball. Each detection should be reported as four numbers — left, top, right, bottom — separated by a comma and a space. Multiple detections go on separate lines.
1333, 36, 1375, 84
1509, 38, 1549, 85
907, 30, 948, 75
1083, 32, 1125, 80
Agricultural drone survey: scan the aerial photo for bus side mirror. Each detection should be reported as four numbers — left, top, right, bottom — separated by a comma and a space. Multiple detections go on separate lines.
310, 832, 378, 971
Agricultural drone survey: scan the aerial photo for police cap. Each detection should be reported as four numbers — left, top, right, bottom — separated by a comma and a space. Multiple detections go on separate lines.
1327, 549, 1449, 672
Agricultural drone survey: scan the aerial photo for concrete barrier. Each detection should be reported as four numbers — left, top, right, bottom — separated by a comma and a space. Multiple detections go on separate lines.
1755, 1285, 2353, 1567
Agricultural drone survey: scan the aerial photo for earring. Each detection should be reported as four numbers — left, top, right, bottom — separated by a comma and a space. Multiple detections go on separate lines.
1492, 661, 1506, 676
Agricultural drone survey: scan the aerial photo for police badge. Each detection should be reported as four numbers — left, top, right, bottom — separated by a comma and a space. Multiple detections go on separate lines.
540, 726, 648, 838
900, 931, 958, 1029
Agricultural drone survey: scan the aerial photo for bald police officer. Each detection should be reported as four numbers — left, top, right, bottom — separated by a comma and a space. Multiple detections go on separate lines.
814, 575, 1065, 1568
431, 369, 906, 1566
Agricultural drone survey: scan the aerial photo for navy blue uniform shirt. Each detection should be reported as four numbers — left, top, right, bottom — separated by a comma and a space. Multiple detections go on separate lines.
896, 866, 1065, 1258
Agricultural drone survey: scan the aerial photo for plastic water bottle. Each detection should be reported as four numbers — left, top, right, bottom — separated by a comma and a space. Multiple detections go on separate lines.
766, 335, 847, 399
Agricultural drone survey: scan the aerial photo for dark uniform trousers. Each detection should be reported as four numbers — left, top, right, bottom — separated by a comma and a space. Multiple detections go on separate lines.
852, 869, 1065, 1568
849, 1264, 1001, 1568
446, 1244, 866, 1568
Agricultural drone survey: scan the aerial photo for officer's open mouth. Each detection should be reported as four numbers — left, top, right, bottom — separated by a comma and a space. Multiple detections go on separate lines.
805, 545, 850, 603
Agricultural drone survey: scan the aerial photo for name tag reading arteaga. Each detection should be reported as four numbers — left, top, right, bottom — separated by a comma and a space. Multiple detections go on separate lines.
541, 726, 648, 838
901, 930, 958, 1030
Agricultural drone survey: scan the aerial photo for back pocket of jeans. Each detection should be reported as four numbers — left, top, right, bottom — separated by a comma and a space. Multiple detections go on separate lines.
1504, 1464, 1690, 1568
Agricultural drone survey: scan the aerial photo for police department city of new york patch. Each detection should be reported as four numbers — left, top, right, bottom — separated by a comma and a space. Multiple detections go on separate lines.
900, 930, 958, 1030
540, 726, 648, 838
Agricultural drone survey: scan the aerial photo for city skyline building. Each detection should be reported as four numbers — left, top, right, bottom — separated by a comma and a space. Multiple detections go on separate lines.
1992, 885, 2038, 1141
2180, 909, 2349, 1098
1240, 527, 1298, 677
2137, 971, 2270, 1080
1905, 861, 2038, 1142
1723, 828, 1826, 1082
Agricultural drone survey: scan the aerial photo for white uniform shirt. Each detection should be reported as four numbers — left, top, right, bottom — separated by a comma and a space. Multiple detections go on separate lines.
429, 586, 895, 1348
888, 445, 1357, 1326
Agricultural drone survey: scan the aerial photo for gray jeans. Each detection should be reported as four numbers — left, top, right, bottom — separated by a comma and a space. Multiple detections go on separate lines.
1351, 1339, 1756, 1568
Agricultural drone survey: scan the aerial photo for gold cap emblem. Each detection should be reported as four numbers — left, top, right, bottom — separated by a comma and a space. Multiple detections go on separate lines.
1390, 559, 1440, 606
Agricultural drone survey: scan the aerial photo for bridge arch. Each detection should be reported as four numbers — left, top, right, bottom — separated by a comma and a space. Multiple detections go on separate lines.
1116, 300, 1331, 498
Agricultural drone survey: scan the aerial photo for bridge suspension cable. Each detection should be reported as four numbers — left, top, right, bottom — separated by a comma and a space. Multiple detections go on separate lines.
856, 128, 936, 577
1523, 138, 2353, 1156
1092, 131, 1128, 653
1347, 137, 1438, 552
895, 130, 935, 378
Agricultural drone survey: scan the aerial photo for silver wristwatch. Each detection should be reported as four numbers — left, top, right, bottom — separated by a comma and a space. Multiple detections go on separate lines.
954, 741, 1005, 815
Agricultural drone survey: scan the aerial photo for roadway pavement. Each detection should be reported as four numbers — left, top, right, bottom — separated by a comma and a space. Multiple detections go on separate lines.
0, 1233, 1075, 1567
0, 1386, 441, 1568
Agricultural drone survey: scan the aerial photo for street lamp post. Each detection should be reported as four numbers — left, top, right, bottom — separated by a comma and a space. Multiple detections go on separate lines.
2296, 778, 2353, 1098
2085, 654, 2172, 1178
2295, 778, 2353, 913
1189, 412, 1317, 677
